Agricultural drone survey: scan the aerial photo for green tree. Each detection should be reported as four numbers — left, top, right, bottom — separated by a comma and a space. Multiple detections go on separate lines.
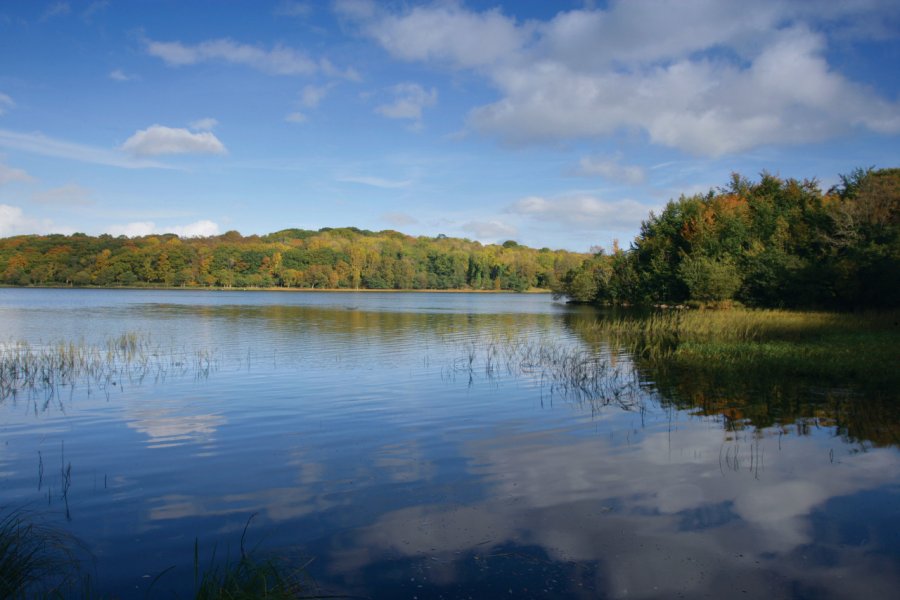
678, 255, 742, 303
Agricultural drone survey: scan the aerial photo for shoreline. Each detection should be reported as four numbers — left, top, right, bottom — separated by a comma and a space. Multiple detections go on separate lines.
0, 284, 553, 294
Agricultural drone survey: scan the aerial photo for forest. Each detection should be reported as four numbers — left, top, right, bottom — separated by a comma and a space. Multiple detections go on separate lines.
0, 226, 587, 292
2, 168, 896, 305
553, 168, 899, 310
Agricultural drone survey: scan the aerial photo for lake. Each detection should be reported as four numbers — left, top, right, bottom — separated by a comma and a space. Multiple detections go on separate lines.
1, 288, 898, 599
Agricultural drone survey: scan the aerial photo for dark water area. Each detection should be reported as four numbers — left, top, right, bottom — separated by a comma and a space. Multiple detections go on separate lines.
1, 288, 898, 599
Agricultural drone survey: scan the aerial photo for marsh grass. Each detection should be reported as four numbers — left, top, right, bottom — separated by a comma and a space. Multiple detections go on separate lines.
192, 540, 312, 600
188, 514, 303, 600
0, 333, 216, 403
1, 509, 321, 600
450, 334, 643, 410
0, 508, 88, 599
577, 309, 900, 385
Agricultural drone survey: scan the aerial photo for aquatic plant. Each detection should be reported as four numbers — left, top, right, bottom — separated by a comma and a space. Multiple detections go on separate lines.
192, 540, 311, 600
575, 308, 900, 386
0, 333, 216, 403
0, 508, 87, 598
450, 334, 643, 410
0, 509, 320, 599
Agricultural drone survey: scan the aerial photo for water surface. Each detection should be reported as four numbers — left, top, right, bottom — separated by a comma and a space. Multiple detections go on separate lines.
1, 288, 898, 599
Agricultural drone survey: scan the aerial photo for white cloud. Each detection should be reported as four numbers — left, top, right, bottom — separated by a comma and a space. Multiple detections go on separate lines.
348, 1, 900, 157
144, 37, 353, 78
624, 27, 900, 155
121, 125, 227, 157
341, 2, 527, 69
31, 183, 93, 206
274, 1, 311, 18
107, 219, 220, 238
170, 219, 220, 237
535, 3, 772, 71
285, 112, 307, 124
0, 204, 30, 236
382, 212, 418, 227
470, 26, 900, 156
319, 58, 361, 82
0, 93, 14, 115
576, 156, 646, 184
40, 2, 71, 21
189, 117, 218, 131
338, 175, 411, 189
375, 83, 437, 125
0, 128, 170, 169
286, 84, 338, 124
108, 69, 135, 82
507, 195, 652, 231
333, 0, 376, 21
82, 1, 109, 21
300, 83, 332, 109
0, 162, 35, 185
0, 204, 65, 237
461, 220, 517, 241
107, 221, 155, 237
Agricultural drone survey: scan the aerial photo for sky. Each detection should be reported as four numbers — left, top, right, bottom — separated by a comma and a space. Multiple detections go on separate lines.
0, 0, 898, 252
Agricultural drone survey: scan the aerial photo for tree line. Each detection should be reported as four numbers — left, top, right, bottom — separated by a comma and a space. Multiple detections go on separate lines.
0, 227, 587, 292
553, 168, 899, 309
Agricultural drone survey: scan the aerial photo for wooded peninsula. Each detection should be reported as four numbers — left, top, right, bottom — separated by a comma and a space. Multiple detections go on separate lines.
555, 167, 898, 310
1, 167, 897, 309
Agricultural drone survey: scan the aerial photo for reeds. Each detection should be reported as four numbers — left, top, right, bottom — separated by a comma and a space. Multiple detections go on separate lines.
192, 529, 312, 600
450, 335, 643, 410
575, 308, 900, 386
0, 508, 87, 599
0, 333, 216, 403
0, 509, 316, 599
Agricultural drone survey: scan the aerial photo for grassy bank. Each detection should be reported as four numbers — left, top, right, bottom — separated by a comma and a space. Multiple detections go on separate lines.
577, 308, 900, 387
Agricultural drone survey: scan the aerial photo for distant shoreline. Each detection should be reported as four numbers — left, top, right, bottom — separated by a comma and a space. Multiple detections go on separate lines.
0, 284, 553, 294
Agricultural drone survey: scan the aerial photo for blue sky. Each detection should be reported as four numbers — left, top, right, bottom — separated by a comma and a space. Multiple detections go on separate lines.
0, 0, 898, 251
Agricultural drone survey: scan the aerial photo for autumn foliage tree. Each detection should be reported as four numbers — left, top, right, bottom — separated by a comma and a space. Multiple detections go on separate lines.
553, 168, 899, 309
0, 227, 586, 293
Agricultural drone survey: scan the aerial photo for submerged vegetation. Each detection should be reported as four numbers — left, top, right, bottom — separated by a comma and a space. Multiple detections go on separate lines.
555, 167, 899, 310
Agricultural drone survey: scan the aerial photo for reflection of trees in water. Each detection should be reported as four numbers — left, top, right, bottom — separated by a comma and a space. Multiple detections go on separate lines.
11, 302, 897, 447
200, 303, 562, 338
144, 303, 575, 373
646, 367, 900, 448
561, 311, 900, 448
227, 303, 648, 412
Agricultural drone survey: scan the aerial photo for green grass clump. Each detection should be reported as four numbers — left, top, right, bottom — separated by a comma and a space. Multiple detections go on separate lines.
192, 516, 311, 600
1, 509, 313, 599
0, 508, 86, 599
193, 542, 309, 600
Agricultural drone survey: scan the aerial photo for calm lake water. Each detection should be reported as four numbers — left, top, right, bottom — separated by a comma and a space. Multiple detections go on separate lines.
1, 288, 898, 599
